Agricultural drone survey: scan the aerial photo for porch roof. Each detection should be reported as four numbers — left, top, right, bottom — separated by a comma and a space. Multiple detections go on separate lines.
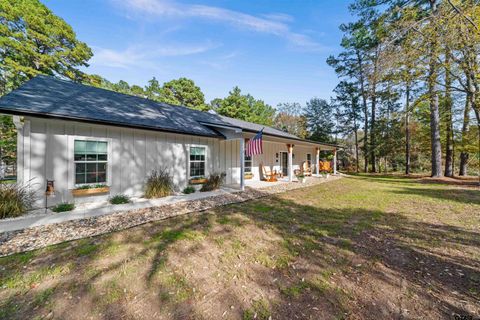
219, 116, 338, 150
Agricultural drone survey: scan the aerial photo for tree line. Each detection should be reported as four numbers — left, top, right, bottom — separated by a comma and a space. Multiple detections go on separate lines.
1, 0, 479, 177
0, 0, 335, 167
328, 0, 480, 177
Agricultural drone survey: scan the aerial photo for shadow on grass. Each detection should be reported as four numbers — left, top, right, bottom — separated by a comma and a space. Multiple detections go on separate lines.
0, 183, 479, 319
391, 186, 480, 205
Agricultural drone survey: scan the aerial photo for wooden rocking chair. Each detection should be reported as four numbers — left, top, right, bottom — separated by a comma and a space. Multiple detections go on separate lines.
302, 161, 312, 176
261, 164, 277, 182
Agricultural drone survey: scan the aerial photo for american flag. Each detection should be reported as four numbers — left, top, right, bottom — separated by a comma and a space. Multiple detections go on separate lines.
246, 129, 263, 156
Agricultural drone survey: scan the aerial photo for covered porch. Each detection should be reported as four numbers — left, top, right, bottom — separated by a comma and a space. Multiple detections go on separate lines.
238, 132, 338, 190
203, 118, 339, 191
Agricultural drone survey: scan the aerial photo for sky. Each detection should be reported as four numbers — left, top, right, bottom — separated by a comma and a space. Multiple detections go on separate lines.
42, 0, 355, 107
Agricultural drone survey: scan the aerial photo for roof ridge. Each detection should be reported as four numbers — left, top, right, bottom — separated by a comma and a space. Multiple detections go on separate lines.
35, 75, 210, 116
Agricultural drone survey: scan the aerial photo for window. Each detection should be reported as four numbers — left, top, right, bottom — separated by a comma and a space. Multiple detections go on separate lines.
244, 153, 252, 173
74, 140, 108, 185
189, 146, 206, 178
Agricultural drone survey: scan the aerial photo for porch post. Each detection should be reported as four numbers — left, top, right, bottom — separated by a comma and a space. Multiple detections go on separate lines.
239, 138, 245, 191
287, 144, 293, 182
315, 147, 320, 176
333, 148, 337, 175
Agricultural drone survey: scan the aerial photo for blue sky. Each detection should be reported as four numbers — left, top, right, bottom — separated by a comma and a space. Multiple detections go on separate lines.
42, 0, 354, 107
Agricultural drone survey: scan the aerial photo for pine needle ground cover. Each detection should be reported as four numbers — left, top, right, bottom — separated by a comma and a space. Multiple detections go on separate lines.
0, 175, 478, 319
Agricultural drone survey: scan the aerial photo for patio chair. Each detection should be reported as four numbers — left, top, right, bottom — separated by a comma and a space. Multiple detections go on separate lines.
302, 161, 312, 176
261, 164, 277, 182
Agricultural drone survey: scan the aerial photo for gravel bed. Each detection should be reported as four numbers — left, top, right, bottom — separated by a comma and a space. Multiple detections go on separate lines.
0, 176, 341, 256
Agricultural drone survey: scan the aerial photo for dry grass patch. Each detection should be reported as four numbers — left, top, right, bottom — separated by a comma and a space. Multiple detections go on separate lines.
0, 175, 479, 319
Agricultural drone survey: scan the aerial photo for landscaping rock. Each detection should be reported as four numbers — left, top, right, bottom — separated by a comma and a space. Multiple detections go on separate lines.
0, 176, 341, 256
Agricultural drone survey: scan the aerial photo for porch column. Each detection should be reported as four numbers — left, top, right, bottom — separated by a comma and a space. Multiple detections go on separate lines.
315, 147, 320, 176
239, 138, 245, 191
333, 148, 337, 175
287, 144, 293, 182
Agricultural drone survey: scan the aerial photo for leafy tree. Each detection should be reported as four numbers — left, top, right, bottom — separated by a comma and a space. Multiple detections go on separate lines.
0, 0, 93, 94
213, 87, 247, 119
245, 95, 275, 126
0, 115, 15, 165
0, 0, 92, 171
114, 80, 131, 94
333, 81, 363, 172
213, 87, 275, 126
130, 85, 145, 97
159, 78, 207, 111
274, 103, 307, 138
327, 20, 374, 172
304, 98, 335, 143
145, 77, 161, 101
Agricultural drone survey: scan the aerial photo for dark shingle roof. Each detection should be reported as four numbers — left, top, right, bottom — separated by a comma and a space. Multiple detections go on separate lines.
0, 75, 337, 147
219, 115, 300, 139
0, 75, 231, 137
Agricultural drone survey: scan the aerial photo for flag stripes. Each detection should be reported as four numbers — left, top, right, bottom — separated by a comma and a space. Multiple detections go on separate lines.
246, 129, 263, 156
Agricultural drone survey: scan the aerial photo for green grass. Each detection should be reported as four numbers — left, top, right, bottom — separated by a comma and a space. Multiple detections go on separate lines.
0, 175, 479, 319
243, 299, 271, 320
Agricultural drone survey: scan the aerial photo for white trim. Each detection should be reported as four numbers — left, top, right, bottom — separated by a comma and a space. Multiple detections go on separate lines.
239, 138, 245, 190
67, 136, 112, 189
187, 144, 208, 180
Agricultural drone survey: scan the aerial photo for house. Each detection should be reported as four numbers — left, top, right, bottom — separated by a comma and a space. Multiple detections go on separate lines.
0, 75, 337, 208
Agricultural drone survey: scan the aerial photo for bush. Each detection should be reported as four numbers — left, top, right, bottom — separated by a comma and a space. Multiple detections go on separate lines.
145, 168, 173, 199
200, 172, 226, 192
183, 186, 196, 194
51, 202, 75, 213
109, 194, 130, 205
0, 183, 35, 219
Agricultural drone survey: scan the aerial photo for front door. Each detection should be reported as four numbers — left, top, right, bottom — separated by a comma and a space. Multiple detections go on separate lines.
280, 152, 288, 176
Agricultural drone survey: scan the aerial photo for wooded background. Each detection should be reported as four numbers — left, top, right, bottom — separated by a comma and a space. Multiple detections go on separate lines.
1, 0, 479, 177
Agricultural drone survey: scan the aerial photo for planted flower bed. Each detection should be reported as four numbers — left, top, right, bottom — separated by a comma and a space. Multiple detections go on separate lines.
71, 184, 109, 196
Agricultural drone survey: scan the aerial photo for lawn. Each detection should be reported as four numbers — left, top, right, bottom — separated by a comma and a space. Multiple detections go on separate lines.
0, 175, 479, 319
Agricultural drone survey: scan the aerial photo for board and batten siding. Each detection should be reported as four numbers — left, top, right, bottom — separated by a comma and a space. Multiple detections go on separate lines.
17, 117, 241, 208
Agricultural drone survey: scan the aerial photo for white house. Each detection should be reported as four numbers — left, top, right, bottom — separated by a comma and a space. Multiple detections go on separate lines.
0, 75, 337, 208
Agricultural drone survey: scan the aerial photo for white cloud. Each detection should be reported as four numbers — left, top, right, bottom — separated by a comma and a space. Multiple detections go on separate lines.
89, 42, 218, 69
113, 0, 324, 51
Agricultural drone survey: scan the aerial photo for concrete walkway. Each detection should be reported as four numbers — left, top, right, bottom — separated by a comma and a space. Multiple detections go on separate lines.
0, 187, 239, 233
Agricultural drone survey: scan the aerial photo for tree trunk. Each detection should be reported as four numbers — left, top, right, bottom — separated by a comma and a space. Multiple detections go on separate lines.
370, 52, 379, 173
354, 124, 359, 173
459, 91, 471, 176
356, 50, 369, 173
429, 0, 442, 178
405, 85, 411, 175
444, 52, 453, 177
370, 92, 377, 173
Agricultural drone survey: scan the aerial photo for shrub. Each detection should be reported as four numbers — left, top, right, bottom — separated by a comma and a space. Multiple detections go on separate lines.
183, 186, 196, 194
51, 202, 75, 213
0, 183, 35, 219
145, 168, 173, 199
200, 172, 226, 192
109, 194, 130, 205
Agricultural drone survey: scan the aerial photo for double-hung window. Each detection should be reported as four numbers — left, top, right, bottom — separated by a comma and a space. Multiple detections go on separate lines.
189, 146, 206, 178
74, 140, 108, 185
